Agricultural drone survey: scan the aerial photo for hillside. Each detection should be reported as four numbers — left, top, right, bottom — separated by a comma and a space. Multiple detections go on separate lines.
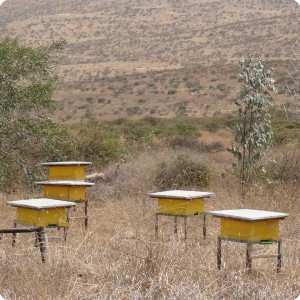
0, 0, 299, 123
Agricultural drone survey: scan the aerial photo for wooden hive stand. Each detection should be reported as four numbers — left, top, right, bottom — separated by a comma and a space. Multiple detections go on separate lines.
148, 190, 213, 239
7, 198, 76, 255
38, 161, 95, 229
0, 227, 49, 262
208, 209, 289, 272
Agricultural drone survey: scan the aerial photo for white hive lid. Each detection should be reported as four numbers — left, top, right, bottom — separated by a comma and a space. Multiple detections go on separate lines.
8, 198, 76, 209
208, 209, 289, 221
41, 161, 92, 166
35, 180, 95, 186
147, 190, 213, 199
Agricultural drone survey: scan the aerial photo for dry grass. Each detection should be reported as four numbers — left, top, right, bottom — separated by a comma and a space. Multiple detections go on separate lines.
0, 146, 299, 299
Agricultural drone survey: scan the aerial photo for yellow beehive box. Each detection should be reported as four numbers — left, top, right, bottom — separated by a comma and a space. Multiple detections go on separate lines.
35, 181, 95, 202
209, 209, 289, 242
41, 161, 92, 181
148, 190, 213, 216
8, 198, 76, 227
157, 198, 205, 215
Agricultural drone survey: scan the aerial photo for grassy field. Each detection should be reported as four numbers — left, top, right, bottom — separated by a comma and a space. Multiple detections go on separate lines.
0, 128, 299, 299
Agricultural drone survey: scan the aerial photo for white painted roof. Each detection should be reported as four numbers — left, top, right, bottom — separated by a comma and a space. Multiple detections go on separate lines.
35, 180, 95, 186
148, 190, 213, 199
208, 209, 289, 221
41, 161, 92, 166
8, 198, 76, 209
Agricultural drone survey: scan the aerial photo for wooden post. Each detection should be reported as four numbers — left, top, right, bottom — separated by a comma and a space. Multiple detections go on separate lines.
36, 227, 50, 263
246, 242, 252, 272
277, 240, 282, 272
63, 227, 68, 242
12, 222, 17, 246
155, 213, 159, 238
36, 227, 48, 263
203, 214, 206, 239
174, 215, 178, 236
1, 227, 49, 262
85, 200, 88, 229
63, 208, 70, 242
184, 216, 188, 240
217, 236, 222, 270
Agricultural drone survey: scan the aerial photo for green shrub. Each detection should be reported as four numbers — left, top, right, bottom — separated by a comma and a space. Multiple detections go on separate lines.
168, 136, 202, 150
269, 153, 300, 185
76, 124, 130, 167
167, 88, 177, 95
165, 118, 199, 137
257, 153, 300, 186
216, 84, 227, 92
126, 106, 142, 115
176, 103, 187, 115
272, 117, 300, 145
155, 155, 210, 190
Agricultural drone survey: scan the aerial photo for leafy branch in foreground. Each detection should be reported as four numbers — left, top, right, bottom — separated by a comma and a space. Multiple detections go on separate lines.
0, 38, 73, 190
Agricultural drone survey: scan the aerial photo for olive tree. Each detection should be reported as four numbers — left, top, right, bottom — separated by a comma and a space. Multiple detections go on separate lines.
0, 38, 73, 190
229, 55, 277, 197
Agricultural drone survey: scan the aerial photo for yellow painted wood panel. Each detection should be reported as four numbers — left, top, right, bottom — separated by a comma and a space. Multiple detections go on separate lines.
48, 165, 86, 180
158, 198, 204, 216
43, 185, 87, 202
220, 218, 280, 242
16, 207, 68, 227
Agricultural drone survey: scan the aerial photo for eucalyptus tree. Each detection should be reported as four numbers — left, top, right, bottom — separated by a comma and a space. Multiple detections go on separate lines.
229, 55, 277, 197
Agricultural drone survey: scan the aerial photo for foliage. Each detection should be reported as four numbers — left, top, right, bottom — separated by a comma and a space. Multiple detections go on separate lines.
272, 117, 300, 145
285, 35, 300, 104
70, 114, 300, 174
155, 155, 210, 190
253, 151, 300, 188
229, 54, 277, 196
269, 152, 300, 185
168, 136, 202, 150
167, 88, 177, 95
0, 38, 72, 190
75, 123, 130, 168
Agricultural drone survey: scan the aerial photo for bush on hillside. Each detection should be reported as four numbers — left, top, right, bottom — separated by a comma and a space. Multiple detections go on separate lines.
155, 155, 210, 190
76, 124, 130, 168
267, 152, 300, 185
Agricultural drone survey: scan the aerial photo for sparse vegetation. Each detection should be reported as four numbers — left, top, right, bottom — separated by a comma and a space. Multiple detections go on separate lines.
0, 0, 298, 123
0, 1, 299, 298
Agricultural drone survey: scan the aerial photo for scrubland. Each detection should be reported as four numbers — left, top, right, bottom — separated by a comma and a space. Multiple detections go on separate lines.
0, 0, 299, 298
0, 0, 299, 122
0, 121, 299, 299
